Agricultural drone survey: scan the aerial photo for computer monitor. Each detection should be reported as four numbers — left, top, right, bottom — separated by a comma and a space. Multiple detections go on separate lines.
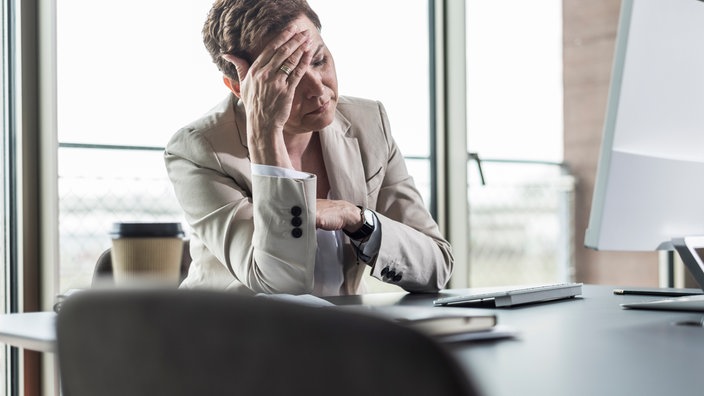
585, 0, 704, 254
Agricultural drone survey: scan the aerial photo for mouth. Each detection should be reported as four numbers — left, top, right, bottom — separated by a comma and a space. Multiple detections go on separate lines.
307, 100, 331, 116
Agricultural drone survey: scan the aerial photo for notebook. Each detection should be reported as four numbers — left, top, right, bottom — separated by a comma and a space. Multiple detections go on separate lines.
339, 305, 516, 342
433, 282, 583, 308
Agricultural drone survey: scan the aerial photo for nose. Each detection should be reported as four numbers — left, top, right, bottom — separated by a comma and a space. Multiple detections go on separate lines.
298, 70, 325, 99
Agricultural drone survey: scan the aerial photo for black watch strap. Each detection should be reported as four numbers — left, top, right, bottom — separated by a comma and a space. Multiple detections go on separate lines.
344, 206, 374, 240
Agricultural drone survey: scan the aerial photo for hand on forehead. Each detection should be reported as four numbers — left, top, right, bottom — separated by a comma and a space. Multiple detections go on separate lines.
256, 15, 320, 59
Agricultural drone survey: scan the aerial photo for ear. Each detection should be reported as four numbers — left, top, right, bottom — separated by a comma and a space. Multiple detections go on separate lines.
223, 76, 241, 98
221, 54, 249, 99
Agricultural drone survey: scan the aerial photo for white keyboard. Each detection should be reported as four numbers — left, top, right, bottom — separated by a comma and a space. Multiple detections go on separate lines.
433, 283, 583, 308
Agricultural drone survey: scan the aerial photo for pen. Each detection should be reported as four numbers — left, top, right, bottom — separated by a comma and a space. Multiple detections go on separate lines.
613, 288, 702, 297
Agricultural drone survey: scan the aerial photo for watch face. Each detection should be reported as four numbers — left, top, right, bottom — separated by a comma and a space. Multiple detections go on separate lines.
363, 209, 374, 226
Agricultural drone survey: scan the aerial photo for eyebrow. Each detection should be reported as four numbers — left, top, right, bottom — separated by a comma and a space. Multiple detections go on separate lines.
312, 44, 324, 57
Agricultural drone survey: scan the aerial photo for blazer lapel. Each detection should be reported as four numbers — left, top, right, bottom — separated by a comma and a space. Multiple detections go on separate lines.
319, 113, 367, 207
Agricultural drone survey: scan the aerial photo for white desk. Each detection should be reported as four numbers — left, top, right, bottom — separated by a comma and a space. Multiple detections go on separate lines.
0, 311, 56, 353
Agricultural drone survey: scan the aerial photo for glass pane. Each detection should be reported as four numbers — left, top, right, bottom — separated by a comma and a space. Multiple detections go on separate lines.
466, 0, 563, 163
57, 1, 225, 147
57, 1, 220, 290
468, 161, 575, 286
466, 1, 570, 286
58, 147, 186, 289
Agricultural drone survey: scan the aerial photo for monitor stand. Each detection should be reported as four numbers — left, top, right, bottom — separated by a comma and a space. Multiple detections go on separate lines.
621, 236, 704, 312
672, 236, 704, 290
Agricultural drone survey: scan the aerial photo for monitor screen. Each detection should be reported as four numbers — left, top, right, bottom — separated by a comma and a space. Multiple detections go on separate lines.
585, 0, 704, 251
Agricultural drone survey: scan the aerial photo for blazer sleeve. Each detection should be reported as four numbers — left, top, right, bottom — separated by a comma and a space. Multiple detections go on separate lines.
164, 128, 317, 294
364, 103, 454, 293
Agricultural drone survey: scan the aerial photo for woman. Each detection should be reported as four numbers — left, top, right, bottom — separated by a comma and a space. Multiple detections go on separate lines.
164, 0, 454, 296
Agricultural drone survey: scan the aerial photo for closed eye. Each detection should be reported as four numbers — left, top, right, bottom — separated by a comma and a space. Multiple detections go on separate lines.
312, 56, 328, 68
310, 44, 327, 68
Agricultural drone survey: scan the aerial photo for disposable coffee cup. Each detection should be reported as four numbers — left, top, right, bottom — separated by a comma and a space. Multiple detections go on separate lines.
110, 222, 185, 286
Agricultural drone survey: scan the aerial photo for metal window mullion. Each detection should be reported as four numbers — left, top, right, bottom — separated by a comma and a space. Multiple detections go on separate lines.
433, 0, 468, 288
3, 0, 21, 393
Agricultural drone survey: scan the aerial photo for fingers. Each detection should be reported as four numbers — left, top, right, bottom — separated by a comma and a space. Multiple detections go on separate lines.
260, 25, 310, 70
221, 25, 310, 83
255, 24, 299, 65
258, 28, 312, 84
284, 41, 313, 85
315, 200, 359, 231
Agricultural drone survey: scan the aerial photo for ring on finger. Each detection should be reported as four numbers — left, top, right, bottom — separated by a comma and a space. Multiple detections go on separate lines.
279, 64, 293, 76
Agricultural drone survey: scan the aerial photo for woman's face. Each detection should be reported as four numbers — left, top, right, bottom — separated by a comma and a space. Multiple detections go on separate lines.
282, 16, 339, 135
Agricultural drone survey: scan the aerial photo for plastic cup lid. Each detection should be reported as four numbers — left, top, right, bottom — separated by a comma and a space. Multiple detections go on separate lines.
110, 222, 185, 238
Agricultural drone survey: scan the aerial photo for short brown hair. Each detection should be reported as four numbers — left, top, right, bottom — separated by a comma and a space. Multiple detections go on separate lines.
203, 0, 322, 81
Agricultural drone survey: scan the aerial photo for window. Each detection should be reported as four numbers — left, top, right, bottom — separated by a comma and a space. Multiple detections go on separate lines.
56, 1, 433, 292
57, 0, 224, 291
465, 0, 573, 286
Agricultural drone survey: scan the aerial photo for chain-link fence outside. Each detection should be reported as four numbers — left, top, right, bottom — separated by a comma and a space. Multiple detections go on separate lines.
58, 146, 575, 292
467, 160, 576, 287
59, 146, 187, 291
58, 146, 435, 292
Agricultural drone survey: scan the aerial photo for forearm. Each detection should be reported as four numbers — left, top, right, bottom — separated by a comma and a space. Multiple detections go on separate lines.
246, 170, 318, 294
246, 122, 293, 168
195, 175, 318, 295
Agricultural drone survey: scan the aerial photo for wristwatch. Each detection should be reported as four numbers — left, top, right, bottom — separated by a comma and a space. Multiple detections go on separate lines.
344, 206, 375, 241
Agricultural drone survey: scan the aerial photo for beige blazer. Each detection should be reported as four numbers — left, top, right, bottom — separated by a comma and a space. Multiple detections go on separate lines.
164, 94, 453, 295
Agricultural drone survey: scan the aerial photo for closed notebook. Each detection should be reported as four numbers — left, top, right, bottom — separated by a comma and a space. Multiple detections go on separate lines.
341, 305, 497, 337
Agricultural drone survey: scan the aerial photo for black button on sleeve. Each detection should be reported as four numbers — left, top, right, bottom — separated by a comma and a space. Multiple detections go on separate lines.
392, 273, 402, 282
380, 267, 389, 277
291, 228, 303, 238
291, 206, 302, 216
291, 217, 302, 227
385, 270, 396, 279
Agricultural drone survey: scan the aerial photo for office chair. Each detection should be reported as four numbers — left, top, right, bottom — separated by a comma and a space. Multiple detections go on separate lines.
92, 240, 191, 286
56, 289, 480, 396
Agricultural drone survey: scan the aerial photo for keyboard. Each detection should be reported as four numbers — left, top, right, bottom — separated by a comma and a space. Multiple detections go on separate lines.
433, 283, 583, 308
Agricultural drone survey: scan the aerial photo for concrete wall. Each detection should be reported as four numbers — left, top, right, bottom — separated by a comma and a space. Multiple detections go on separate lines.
562, 0, 659, 285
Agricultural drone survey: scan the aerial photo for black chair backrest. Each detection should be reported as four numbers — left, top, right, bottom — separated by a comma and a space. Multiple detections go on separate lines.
57, 289, 480, 396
